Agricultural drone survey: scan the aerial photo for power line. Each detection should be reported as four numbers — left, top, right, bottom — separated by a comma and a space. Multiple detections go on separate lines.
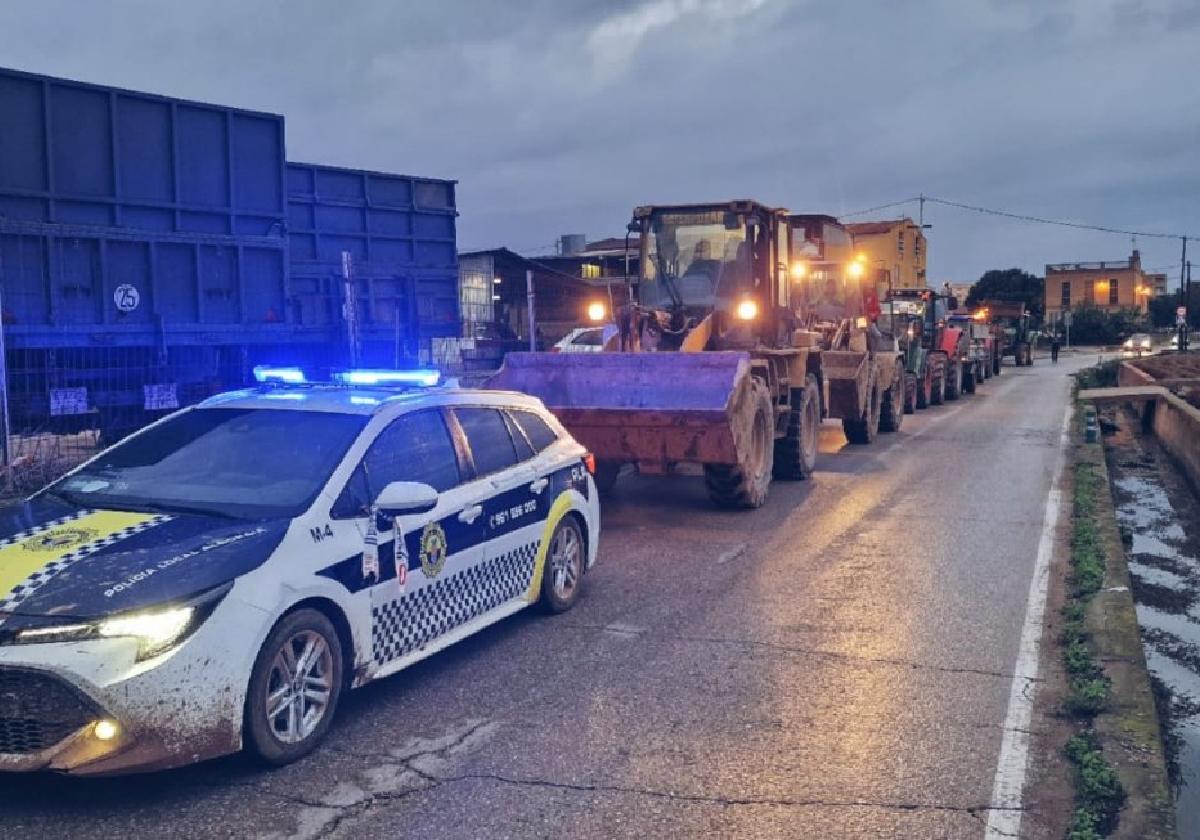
922, 195, 1196, 241
841, 198, 920, 217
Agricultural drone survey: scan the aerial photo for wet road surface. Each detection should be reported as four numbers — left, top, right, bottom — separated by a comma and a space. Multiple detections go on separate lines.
0, 358, 1087, 839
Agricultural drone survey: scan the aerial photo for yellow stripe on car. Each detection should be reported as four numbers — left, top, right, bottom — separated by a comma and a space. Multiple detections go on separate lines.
0, 510, 158, 600
526, 493, 577, 603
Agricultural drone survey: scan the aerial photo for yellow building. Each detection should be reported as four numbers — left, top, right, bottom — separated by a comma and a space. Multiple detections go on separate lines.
1044, 250, 1155, 317
846, 218, 928, 291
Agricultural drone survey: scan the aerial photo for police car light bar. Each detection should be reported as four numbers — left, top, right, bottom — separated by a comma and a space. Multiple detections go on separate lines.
333, 369, 441, 387
253, 366, 307, 385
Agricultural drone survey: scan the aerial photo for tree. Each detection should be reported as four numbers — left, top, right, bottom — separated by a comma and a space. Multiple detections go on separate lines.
965, 268, 1045, 319
1065, 305, 1144, 345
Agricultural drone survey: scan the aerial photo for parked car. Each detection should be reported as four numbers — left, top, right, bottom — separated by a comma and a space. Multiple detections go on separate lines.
0, 367, 600, 774
1123, 333, 1153, 355
553, 326, 607, 353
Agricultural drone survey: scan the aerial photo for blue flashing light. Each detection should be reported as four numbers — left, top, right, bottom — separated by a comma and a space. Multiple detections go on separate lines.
334, 369, 441, 387
253, 366, 306, 385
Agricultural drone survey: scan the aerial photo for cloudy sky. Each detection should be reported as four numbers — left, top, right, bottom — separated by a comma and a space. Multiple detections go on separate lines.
2, 0, 1198, 285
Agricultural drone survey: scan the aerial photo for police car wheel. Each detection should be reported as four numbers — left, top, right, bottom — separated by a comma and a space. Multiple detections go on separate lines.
244, 609, 344, 766
540, 517, 586, 614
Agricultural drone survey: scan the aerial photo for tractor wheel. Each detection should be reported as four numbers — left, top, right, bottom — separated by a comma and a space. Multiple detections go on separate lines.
773, 374, 820, 481
879, 362, 904, 433
930, 358, 946, 406
842, 366, 881, 445
916, 365, 933, 410
593, 461, 622, 497
705, 379, 774, 508
993, 354, 1002, 375
945, 361, 962, 401
903, 371, 917, 414
963, 364, 976, 394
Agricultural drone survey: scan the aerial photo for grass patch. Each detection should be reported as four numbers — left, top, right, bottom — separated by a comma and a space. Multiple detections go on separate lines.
1064, 732, 1126, 837
1060, 409, 1125, 838
1075, 359, 1122, 390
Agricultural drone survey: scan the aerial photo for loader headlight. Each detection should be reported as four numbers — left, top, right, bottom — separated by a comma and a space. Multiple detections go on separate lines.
735, 299, 759, 321
586, 301, 607, 322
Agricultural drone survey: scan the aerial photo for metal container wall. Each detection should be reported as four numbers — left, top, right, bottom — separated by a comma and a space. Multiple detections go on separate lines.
0, 67, 287, 237
286, 163, 460, 358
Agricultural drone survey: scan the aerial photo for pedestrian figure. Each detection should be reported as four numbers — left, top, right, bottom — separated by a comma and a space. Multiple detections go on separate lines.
1050, 333, 1061, 363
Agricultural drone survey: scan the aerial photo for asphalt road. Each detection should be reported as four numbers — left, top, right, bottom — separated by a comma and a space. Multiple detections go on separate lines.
0, 356, 1089, 840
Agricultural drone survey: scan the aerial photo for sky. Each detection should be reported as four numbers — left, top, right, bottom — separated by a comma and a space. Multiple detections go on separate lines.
1, 0, 1198, 286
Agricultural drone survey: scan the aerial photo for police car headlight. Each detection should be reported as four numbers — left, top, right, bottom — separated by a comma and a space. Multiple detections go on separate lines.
98, 606, 195, 660
8, 584, 230, 661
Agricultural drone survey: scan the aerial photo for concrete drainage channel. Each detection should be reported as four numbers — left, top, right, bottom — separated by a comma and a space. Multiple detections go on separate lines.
1101, 402, 1200, 837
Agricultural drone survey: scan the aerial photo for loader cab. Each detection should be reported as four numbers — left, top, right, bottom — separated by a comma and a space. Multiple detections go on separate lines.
632, 201, 788, 332
785, 215, 868, 330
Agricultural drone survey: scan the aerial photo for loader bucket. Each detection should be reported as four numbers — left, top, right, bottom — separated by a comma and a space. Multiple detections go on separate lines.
485, 351, 754, 467
820, 350, 869, 421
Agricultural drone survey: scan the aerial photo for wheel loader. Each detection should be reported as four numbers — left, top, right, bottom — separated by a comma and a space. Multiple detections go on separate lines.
486, 201, 899, 508
980, 300, 1035, 367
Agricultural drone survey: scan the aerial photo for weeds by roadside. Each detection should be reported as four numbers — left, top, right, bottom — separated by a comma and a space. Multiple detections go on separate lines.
1061, 442, 1126, 837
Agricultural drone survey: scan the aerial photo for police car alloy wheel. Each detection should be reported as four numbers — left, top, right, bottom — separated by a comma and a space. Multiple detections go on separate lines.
245, 609, 344, 765
541, 517, 585, 613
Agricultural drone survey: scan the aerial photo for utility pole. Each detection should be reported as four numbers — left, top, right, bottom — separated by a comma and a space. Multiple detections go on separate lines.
918, 194, 925, 228
1185, 260, 1192, 353
526, 269, 537, 352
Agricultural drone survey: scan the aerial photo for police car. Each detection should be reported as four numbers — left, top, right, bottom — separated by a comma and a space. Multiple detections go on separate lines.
0, 368, 600, 774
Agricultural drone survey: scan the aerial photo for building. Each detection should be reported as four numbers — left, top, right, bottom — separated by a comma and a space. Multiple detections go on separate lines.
845, 218, 928, 291
945, 282, 975, 308
1044, 249, 1156, 318
451, 246, 625, 371
1148, 272, 1169, 297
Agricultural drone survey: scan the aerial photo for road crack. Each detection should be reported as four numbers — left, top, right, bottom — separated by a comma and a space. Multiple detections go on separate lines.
560, 622, 1040, 682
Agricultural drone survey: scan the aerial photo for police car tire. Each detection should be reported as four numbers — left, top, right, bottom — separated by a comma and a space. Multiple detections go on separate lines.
539, 516, 586, 613
244, 609, 345, 766
704, 380, 774, 508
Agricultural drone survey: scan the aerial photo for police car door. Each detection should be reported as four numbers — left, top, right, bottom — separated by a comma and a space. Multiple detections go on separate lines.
341, 408, 488, 672
449, 406, 547, 607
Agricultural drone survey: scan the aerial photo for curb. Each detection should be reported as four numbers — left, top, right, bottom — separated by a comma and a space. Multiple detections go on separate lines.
1074, 419, 1176, 838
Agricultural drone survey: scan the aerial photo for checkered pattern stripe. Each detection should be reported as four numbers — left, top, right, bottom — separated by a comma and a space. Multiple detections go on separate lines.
372, 541, 539, 665
0, 515, 172, 613
0, 510, 92, 550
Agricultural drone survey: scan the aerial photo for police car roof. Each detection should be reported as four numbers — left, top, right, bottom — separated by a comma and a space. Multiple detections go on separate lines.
197, 385, 544, 416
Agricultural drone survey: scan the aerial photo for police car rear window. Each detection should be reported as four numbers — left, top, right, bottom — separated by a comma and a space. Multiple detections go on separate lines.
510, 410, 558, 453
455, 408, 519, 476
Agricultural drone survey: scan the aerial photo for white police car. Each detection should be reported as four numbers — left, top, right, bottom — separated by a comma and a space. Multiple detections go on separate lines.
0, 368, 599, 774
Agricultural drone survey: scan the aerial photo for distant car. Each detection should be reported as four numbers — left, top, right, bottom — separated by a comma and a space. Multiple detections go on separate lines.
553, 326, 607, 353
0, 368, 600, 775
1123, 333, 1153, 355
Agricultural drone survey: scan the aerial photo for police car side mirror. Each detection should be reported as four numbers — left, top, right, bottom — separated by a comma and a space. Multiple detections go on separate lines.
375, 481, 438, 518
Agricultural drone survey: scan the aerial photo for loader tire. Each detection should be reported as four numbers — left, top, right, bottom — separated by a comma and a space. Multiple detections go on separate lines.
879, 362, 904, 433
705, 380, 774, 509
903, 372, 917, 415
842, 366, 881, 445
773, 374, 819, 481
930, 358, 946, 406
593, 461, 621, 497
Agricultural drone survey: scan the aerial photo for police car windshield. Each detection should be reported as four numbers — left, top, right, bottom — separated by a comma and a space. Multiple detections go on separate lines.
51, 408, 368, 520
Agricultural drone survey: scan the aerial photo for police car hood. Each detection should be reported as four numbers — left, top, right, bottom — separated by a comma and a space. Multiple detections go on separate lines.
0, 497, 288, 620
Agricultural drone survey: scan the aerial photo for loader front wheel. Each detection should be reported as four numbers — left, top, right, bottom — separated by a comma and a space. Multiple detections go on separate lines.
705, 380, 774, 508
842, 367, 881, 445
879, 362, 904, 433
593, 461, 621, 497
773, 374, 819, 481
